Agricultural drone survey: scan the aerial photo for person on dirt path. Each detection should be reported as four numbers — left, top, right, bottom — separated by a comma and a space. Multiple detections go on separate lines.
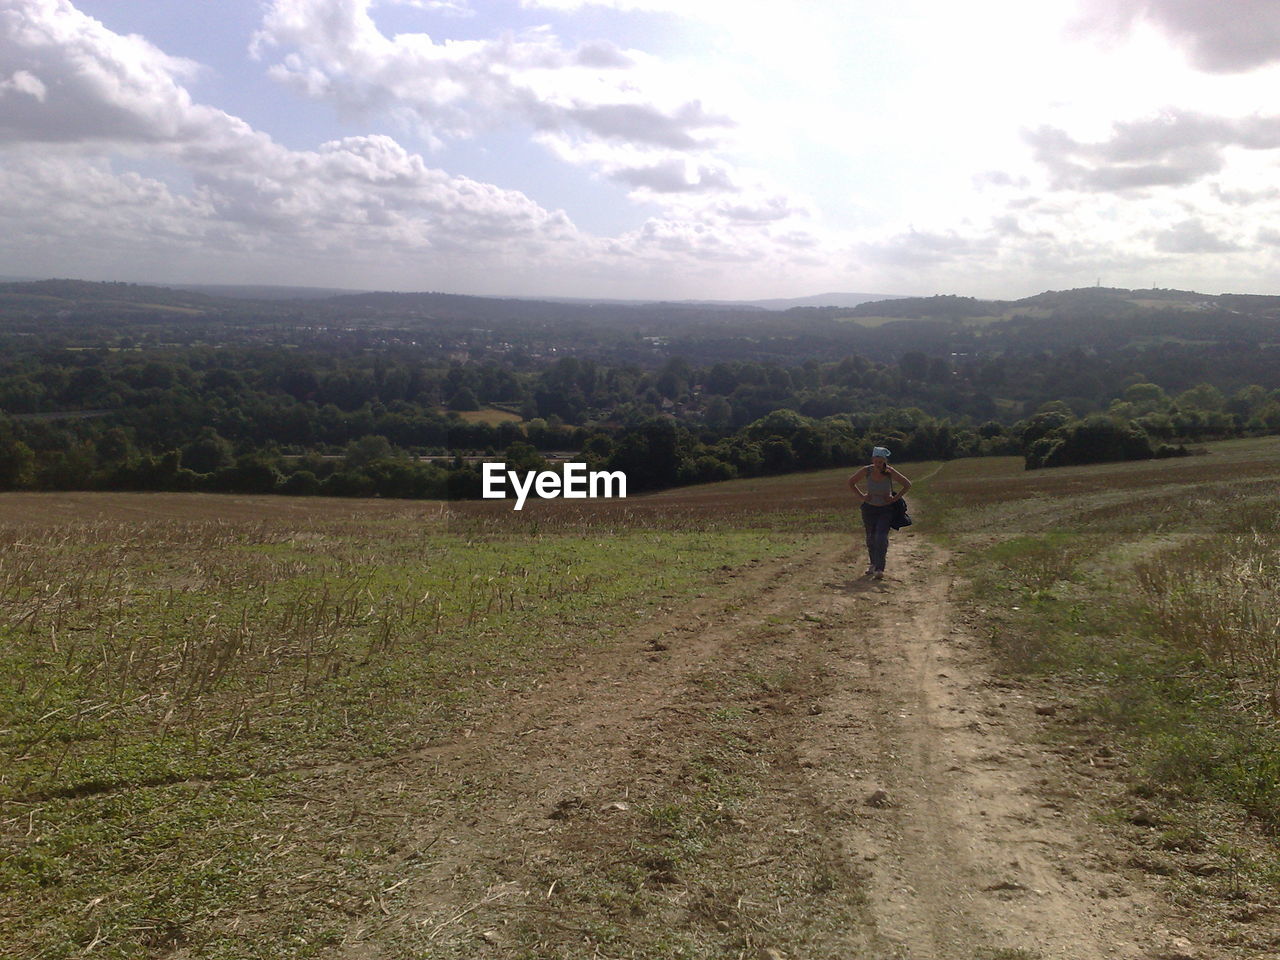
848, 446, 912, 580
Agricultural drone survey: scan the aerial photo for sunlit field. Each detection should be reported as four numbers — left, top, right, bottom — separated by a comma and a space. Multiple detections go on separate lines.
927, 437, 1280, 864
0, 472, 860, 959
450, 407, 523, 425
3, 439, 1279, 957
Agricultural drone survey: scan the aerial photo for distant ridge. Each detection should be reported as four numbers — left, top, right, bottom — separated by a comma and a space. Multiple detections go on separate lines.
0, 277, 906, 311
169, 283, 370, 301
663, 292, 908, 311
736, 292, 909, 311
4, 278, 1278, 322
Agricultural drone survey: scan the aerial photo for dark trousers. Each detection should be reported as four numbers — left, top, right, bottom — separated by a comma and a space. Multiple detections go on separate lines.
861, 502, 893, 571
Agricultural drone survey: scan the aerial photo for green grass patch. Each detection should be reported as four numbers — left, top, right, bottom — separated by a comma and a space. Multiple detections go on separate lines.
0, 482, 850, 959
917, 436, 1280, 881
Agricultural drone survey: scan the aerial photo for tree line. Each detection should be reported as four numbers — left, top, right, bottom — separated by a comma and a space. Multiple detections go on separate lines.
1, 334, 1278, 497
8, 279, 1280, 495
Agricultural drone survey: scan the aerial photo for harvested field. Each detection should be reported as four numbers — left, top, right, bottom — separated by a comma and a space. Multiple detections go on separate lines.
4, 444, 1280, 958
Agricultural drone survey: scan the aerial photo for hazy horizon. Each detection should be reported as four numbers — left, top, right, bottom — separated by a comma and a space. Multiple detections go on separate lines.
7, 273, 1266, 308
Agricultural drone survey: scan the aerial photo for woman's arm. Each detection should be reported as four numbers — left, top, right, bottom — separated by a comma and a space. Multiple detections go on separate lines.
847, 467, 869, 499
888, 468, 912, 501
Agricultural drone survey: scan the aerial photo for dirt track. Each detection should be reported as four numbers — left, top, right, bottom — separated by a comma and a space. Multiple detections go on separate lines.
256, 528, 1206, 959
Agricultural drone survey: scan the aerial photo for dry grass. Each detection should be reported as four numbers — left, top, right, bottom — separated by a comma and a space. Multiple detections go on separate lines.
929, 434, 1280, 847
0, 467, 879, 959
1135, 528, 1280, 715
451, 407, 523, 425
0, 490, 435, 528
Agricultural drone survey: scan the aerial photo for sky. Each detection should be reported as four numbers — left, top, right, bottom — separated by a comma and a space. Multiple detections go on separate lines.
3, 0, 1280, 301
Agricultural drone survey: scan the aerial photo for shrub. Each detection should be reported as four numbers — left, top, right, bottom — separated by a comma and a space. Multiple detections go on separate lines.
1024, 415, 1153, 470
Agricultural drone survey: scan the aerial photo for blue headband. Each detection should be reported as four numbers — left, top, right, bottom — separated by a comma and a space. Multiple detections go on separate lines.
872, 446, 891, 459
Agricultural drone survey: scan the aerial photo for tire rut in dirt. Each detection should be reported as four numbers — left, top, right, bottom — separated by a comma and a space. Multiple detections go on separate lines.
307, 536, 882, 958
807, 537, 1168, 960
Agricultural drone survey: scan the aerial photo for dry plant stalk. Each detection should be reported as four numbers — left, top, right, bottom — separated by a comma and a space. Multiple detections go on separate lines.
1136, 532, 1280, 715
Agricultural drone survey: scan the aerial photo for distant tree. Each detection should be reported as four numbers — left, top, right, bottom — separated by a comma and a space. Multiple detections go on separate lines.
447, 386, 481, 411
37, 441, 98, 490
203, 367, 246, 395
181, 427, 235, 474
704, 396, 733, 432
213, 454, 283, 494
607, 417, 688, 490
344, 435, 395, 469
445, 464, 483, 500
580, 432, 615, 467
1025, 416, 1153, 470
1122, 382, 1170, 413
1018, 409, 1072, 447
324, 470, 378, 497
0, 376, 44, 413
503, 441, 546, 473
1176, 382, 1226, 413
0, 434, 35, 489
654, 368, 686, 400
899, 351, 929, 381
1249, 401, 1280, 432
1227, 384, 1267, 419
64, 366, 109, 406
703, 362, 737, 395
96, 427, 134, 464
678, 454, 737, 484
282, 469, 321, 496
760, 436, 796, 473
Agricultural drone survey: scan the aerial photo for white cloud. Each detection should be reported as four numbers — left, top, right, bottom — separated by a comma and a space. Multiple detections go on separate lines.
0, 0, 233, 145
615, 217, 772, 264
562, 100, 730, 149
253, 0, 727, 152
0, 149, 218, 279
517, 0, 785, 19
859, 228, 1001, 270
1025, 110, 1280, 192
520, 0, 712, 12
0, 0, 834, 296
382, 0, 474, 15
1213, 182, 1280, 205
7, 0, 1280, 299
609, 157, 735, 193
713, 194, 805, 224
186, 133, 580, 250
0, 69, 46, 100
0, 0, 596, 284
1075, 0, 1280, 73
1152, 217, 1241, 254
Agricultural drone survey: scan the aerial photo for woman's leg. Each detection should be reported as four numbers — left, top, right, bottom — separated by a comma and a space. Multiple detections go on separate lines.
860, 504, 877, 571
871, 509, 892, 572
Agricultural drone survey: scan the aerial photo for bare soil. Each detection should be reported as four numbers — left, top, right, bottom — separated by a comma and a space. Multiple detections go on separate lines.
193, 526, 1251, 960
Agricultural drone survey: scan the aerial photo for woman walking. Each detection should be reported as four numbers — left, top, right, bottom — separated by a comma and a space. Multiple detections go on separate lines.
848, 446, 912, 580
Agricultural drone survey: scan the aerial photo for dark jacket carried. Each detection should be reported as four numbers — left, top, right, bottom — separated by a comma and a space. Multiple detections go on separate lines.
890, 497, 912, 530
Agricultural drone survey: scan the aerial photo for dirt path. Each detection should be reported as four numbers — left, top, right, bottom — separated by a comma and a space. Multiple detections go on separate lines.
807, 536, 1173, 959
275, 529, 1195, 959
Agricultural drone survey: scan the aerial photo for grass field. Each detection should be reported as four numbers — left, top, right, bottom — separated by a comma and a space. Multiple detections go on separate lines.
834, 314, 1007, 328
3, 441, 1280, 957
450, 407, 523, 425
0, 474, 854, 959
925, 436, 1280, 906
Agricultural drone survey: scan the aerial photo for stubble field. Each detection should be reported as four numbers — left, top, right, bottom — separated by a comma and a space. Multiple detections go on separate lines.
0, 476, 851, 958
3, 438, 1280, 959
